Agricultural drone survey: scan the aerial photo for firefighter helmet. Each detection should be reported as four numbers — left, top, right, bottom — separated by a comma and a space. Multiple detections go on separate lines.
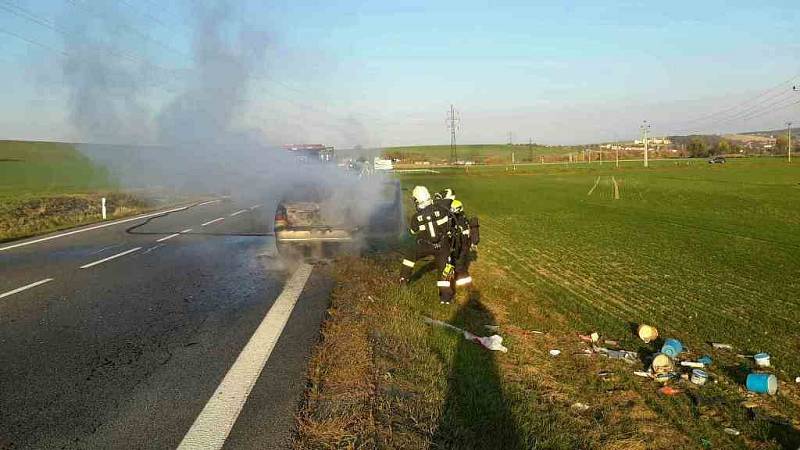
450, 199, 463, 214
412, 186, 432, 208
442, 188, 455, 200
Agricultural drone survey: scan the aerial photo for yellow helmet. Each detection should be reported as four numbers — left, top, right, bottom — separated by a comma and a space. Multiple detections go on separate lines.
450, 199, 463, 213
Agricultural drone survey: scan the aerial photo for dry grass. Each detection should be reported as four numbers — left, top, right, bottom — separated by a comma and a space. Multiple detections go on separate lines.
0, 193, 151, 242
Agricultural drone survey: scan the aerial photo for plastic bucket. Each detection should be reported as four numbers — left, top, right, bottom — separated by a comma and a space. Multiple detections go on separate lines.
660, 338, 683, 358
746, 373, 778, 395
651, 353, 674, 373
754, 353, 770, 368
690, 369, 708, 386
637, 324, 658, 343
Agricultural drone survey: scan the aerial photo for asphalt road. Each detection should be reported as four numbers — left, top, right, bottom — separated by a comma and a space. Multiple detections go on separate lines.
0, 199, 331, 449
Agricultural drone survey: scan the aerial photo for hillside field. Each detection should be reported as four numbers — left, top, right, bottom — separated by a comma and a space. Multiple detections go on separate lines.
0, 140, 150, 242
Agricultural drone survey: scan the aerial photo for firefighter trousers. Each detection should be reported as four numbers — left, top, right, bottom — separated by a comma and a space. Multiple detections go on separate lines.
400, 238, 454, 302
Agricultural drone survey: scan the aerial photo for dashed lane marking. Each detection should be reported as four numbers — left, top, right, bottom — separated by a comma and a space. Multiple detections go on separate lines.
157, 233, 181, 243
177, 263, 313, 450
181, 228, 193, 233
201, 217, 225, 227
249, 204, 261, 210
230, 209, 248, 217
0, 278, 54, 300
79, 247, 142, 269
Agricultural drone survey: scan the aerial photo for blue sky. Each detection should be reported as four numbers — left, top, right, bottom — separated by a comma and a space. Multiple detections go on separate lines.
1, 0, 799, 146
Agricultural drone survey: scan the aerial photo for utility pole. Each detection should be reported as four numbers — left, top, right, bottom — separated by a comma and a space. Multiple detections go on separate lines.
641, 120, 651, 168
788, 122, 793, 163
446, 105, 461, 164
528, 137, 533, 162
615, 146, 619, 168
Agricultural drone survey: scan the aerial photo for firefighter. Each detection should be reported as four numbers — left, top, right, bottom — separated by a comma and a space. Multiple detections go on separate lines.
399, 186, 456, 304
448, 199, 473, 288
433, 188, 456, 209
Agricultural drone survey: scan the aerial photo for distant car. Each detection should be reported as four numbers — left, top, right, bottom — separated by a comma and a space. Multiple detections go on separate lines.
708, 156, 726, 164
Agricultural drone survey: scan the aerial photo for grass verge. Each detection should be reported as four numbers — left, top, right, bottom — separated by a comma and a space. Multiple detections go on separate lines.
296, 254, 800, 449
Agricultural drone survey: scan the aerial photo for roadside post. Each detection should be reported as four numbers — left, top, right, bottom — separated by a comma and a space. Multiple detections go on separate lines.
101, 197, 107, 220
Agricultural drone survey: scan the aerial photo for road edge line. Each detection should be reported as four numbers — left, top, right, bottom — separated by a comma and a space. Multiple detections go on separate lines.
177, 263, 313, 450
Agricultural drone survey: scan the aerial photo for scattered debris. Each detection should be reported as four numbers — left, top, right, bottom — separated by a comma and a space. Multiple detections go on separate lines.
484, 324, 500, 332
590, 332, 600, 343
637, 324, 658, 343
681, 361, 705, 368
690, 369, 708, 386
746, 373, 778, 395
529, 330, 545, 335
754, 352, 771, 368
723, 428, 741, 436
597, 371, 614, 378
654, 372, 676, 384
660, 338, 683, 358
795, 376, 800, 383
652, 353, 675, 373
711, 342, 733, 350
595, 346, 637, 364
698, 355, 713, 366
633, 371, 652, 378
658, 386, 682, 396
549, 349, 561, 357
571, 402, 590, 411
422, 316, 508, 352
604, 339, 619, 346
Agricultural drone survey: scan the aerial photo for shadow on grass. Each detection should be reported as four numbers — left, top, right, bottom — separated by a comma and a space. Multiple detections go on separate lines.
431, 290, 523, 449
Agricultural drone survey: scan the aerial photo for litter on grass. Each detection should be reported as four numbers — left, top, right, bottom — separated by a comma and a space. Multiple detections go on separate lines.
549, 349, 561, 357
637, 324, 658, 343
711, 342, 733, 350
658, 386, 682, 395
422, 316, 508, 352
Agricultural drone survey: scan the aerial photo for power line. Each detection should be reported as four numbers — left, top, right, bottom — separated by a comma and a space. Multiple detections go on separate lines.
446, 104, 460, 163
668, 73, 800, 133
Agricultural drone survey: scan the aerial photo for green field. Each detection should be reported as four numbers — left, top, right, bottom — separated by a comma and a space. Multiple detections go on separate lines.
0, 140, 113, 199
0, 140, 149, 242
401, 158, 800, 373
299, 157, 800, 449
383, 143, 579, 163
394, 158, 800, 448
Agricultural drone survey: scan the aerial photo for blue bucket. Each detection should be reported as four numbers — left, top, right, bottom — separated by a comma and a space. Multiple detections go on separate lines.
746, 373, 778, 395
660, 338, 683, 358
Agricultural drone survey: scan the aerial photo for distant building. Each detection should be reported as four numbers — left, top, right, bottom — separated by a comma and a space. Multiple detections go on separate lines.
634, 138, 671, 145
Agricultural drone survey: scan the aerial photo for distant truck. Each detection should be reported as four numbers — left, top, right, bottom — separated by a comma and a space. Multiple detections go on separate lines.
282, 144, 335, 164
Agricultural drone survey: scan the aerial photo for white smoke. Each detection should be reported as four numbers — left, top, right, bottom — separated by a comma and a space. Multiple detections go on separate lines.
59, 0, 392, 239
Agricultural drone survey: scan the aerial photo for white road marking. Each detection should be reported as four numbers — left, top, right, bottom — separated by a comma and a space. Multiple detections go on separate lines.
249, 204, 261, 210
157, 233, 181, 243
197, 200, 221, 206
201, 217, 225, 227
79, 247, 142, 269
142, 244, 166, 254
181, 228, 193, 233
230, 209, 247, 217
177, 263, 313, 450
0, 278, 54, 300
91, 244, 122, 255
0, 205, 193, 252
